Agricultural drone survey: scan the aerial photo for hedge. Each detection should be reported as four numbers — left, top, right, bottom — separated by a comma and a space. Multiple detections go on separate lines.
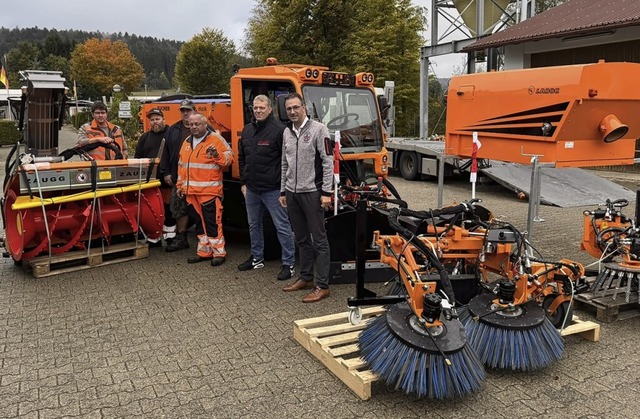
0, 120, 22, 146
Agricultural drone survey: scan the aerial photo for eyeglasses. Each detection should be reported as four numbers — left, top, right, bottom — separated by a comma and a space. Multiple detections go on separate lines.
286, 105, 302, 112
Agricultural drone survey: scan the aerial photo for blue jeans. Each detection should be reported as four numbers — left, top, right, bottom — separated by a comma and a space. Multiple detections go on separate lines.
245, 188, 295, 266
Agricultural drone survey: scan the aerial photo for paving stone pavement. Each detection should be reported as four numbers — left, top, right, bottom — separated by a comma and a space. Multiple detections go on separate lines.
1, 126, 639, 418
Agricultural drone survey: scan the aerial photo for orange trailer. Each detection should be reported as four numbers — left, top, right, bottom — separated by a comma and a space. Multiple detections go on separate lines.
445, 61, 640, 167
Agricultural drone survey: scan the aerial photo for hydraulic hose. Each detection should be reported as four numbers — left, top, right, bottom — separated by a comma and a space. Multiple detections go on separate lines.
387, 208, 456, 304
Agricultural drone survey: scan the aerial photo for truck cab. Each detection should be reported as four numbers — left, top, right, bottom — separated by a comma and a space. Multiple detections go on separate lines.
228, 61, 389, 183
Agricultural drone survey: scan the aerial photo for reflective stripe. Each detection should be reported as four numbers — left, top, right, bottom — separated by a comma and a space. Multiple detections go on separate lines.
127, 158, 153, 166
209, 237, 225, 245
184, 180, 222, 188
197, 243, 211, 252
221, 151, 233, 166
187, 162, 220, 170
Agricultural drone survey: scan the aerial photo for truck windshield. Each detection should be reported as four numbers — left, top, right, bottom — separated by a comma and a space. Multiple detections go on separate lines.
302, 85, 383, 154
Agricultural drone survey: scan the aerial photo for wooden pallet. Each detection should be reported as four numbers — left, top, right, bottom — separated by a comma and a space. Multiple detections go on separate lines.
574, 290, 640, 322
293, 306, 384, 400
293, 306, 600, 400
25, 242, 149, 278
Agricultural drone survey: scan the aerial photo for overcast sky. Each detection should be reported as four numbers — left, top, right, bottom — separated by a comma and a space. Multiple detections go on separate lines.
1, 0, 466, 78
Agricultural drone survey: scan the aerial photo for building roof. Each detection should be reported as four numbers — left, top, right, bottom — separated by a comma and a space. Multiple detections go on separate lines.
463, 0, 640, 51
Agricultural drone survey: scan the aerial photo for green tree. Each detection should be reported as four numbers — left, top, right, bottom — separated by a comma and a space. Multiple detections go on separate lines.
427, 75, 446, 136
347, 0, 425, 136
174, 28, 236, 94
244, 0, 425, 136
245, 0, 357, 68
536, 0, 569, 13
70, 38, 144, 99
42, 54, 70, 81
5, 41, 41, 86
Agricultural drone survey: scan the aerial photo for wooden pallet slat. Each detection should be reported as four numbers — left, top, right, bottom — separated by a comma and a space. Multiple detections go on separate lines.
294, 306, 601, 401
25, 242, 149, 278
560, 315, 600, 342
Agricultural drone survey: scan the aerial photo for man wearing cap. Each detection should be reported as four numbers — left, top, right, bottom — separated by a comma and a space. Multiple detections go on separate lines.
161, 99, 197, 252
135, 108, 173, 247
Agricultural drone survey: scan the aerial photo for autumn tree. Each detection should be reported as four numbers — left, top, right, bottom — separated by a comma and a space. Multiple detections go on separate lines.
244, 0, 425, 136
174, 28, 236, 94
70, 38, 144, 99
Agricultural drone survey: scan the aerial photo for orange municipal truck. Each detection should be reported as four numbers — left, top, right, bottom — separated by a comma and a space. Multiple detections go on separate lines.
142, 60, 394, 282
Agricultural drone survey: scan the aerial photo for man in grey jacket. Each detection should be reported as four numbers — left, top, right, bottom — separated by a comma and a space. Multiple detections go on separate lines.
278, 92, 333, 303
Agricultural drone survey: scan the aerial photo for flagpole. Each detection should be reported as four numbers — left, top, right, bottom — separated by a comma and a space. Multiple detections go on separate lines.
3, 54, 8, 95
2, 55, 9, 120
74, 80, 79, 117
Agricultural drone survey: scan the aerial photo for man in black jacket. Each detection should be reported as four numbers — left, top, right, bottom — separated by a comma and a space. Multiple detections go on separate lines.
238, 95, 295, 280
135, 108, 172, 247
160, 99, 196, 252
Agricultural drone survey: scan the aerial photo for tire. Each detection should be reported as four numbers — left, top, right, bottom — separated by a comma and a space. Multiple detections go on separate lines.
398, 151, 419, 180
542, 295, 573, 329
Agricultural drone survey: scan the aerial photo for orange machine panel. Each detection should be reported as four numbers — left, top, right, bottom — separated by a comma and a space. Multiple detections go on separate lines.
445, 61, 640, 167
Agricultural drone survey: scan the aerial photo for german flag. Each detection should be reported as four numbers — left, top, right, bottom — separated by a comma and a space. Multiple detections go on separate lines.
0, 65, 8, 89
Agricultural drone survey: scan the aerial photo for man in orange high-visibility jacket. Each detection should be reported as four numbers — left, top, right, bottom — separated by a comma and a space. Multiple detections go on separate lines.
77, 101, 128, 160
176, 113, 233, 266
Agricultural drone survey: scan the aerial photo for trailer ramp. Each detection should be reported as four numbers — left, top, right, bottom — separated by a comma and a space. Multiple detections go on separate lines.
481, 162, 636, 208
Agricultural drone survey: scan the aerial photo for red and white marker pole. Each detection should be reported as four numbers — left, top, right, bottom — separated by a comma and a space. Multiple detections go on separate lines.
333, 131, 341, 216
470, 131, 482, 199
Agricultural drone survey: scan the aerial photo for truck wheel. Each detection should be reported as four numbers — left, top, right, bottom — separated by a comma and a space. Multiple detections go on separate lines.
399, 152, 419, 180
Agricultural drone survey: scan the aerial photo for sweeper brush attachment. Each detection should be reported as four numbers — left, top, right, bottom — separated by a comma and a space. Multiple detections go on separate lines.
359, 302, 485, 399
350, 202, 488, 398
460, 292, 564, 371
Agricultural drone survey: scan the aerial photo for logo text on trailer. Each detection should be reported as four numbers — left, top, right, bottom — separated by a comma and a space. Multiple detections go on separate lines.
528, 85, 560, 95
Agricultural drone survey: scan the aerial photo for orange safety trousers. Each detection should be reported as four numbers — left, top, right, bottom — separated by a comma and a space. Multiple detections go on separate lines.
187, 195, 226, 259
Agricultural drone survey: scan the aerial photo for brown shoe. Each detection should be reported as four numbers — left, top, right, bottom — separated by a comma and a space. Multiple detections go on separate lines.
302, 287, 330, 303
283, 278, 314, 292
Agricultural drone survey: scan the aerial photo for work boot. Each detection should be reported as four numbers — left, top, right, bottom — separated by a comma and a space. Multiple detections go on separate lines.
165, 232, 189, 252
211, 257, 226, 267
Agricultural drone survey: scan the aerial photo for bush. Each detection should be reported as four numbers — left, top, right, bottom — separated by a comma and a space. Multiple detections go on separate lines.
0, 120, 22, 146
71, 112, 92, 129
109, 96, 142, 152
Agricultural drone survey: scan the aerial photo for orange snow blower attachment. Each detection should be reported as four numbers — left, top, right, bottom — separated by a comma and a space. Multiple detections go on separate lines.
445, 61, 640, 167
1, 71, 164, 263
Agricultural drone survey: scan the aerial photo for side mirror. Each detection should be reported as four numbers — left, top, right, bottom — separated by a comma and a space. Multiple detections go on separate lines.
377, 95, 389, 120
276, 95, 290, 123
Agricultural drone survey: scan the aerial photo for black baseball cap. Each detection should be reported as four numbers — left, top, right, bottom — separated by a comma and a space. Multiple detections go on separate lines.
146, 108, 164, 118
179, 99, 195, 110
